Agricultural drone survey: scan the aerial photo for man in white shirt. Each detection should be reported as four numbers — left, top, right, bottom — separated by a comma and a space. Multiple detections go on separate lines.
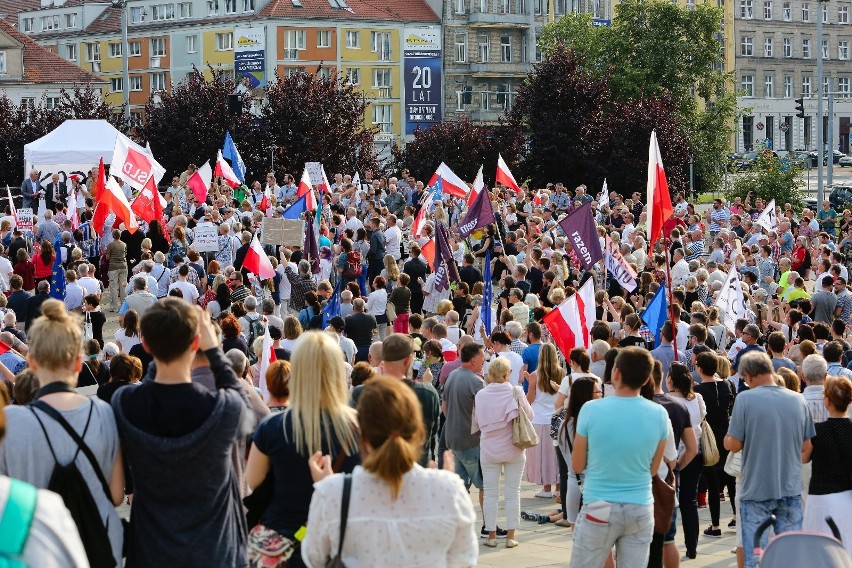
445, 311, 463, 343
670, 248, 690, 288
150, 252, 171, 299
167, 265, 199, 304
345, 207, 364, 232
384, 214, 402, 262
77, 263, 102, 299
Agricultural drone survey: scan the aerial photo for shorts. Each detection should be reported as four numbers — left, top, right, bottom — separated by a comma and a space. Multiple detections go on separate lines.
453, 445, 483, 490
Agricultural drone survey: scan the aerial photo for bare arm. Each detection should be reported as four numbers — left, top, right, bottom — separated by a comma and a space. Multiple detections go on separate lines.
802, 438, 813, 464
572, 433, 588, 474
245, 446, 271, 491
109, 448, 125, 506
724, 434, 743, 453
678, 426, 698, 470
526, 372, 537, 404
650, 439, 667, 479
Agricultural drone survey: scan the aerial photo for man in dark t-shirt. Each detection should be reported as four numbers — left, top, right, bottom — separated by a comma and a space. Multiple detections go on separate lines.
344, 298, 377, 362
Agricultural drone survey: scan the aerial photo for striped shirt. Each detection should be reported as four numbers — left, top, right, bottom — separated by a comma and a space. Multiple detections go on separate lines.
78, 222, 100, 259
709, 207, 731, 233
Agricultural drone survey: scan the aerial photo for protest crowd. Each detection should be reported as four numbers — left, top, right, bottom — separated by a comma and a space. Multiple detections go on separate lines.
0, 134, 850, 568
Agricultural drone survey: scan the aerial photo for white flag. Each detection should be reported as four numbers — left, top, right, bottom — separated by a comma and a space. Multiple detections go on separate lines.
111, 134, 166, 194
596, 178, 608, 211
604, 235, 638, 292
715, 264, 746, 334
755, 199, 777, 232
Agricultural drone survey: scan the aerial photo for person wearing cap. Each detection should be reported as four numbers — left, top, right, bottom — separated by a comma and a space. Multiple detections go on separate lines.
350, 334, 440, 467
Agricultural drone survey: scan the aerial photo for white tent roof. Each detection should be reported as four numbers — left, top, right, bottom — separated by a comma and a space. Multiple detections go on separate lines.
23, 119, 145, 173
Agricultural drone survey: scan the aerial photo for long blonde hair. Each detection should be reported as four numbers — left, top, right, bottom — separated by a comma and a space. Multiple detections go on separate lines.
287, 331, 359, 457
384, 254, 400, 282
536, 343, 562, 395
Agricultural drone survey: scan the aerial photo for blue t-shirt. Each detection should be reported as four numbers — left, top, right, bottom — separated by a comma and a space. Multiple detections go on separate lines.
576, 396, 669, 505
522, 343, 542, 374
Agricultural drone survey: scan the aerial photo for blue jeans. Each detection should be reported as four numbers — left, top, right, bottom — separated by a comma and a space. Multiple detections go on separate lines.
569, 501, 654, 568
453, 445, 483, 489
740, 496, 803, 568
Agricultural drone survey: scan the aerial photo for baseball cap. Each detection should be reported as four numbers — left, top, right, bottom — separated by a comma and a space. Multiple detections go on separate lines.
382, 334, 415, 362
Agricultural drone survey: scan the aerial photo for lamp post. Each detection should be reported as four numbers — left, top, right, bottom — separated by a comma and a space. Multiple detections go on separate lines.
817, 0, 827, 204
111, 0, 130, 128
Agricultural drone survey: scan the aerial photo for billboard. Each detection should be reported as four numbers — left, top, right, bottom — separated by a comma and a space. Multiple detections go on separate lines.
404, 26, 442, 135
235, 27, 266, 89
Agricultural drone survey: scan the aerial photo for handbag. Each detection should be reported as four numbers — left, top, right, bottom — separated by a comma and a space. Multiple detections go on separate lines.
247, 525, 298, 568
512, 388, 540, 449
83, 311, 94, 341
724, 450, 742, 478
651, 469, 676, 534
385, 300, 397, 323
700, 418, 720, 467
550, 407, 567, 441
325, 474, 352, 568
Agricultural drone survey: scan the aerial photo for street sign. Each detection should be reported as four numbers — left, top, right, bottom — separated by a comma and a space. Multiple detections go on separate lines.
592, 18, 611, 26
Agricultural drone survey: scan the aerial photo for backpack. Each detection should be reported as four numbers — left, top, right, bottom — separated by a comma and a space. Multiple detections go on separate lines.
342, 251, 362, 279
0, 478, 37, 568
245, 314, 265, 363
298, 306, 315, 330
28, 401, 117, 568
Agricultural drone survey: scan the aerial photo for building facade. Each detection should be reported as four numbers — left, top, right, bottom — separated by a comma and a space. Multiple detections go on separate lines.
734, 0, 852, 153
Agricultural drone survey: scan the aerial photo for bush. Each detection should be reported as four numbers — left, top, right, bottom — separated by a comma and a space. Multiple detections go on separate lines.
725, 150, 805, 209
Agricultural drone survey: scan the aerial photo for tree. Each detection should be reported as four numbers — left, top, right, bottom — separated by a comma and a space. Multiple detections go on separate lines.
726, 151, 804, 208
389, 119, 524, 185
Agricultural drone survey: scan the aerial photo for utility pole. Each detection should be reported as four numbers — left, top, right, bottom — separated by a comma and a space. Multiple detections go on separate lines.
828, 92, 834, 186
817, 0, 826, 204
111, 0, 131, 128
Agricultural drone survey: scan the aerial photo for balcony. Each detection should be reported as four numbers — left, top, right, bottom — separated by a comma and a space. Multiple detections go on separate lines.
470, 61, 531, 77
468, 12, 531, 27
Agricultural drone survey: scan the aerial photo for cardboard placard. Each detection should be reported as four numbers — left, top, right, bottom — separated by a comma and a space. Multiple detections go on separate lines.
16, 208, 33, 232
281, 219, 305, 247
261, 217, 284, 246
193, 222, 219, 252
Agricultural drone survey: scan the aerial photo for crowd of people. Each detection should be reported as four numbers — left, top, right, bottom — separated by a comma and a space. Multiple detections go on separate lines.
0, 166, 850, 568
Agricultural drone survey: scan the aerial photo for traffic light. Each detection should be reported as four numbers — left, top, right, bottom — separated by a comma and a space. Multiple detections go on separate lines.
795, 97, 806, 118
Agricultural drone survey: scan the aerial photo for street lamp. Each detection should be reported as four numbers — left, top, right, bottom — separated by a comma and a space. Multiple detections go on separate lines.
110, 0, 131, 128
816, 0, 827, 204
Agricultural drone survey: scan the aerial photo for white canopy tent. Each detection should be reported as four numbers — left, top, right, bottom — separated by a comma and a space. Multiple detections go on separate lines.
23, 119, 146, 179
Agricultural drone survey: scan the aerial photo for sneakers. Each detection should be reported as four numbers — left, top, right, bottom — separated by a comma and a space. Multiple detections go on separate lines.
483, 538, 498, 548
535, 491, 553, 499
505, 539, 519, 549
728, 518, 737, 528
704, 527, 722, 538
481, 526, 508, 539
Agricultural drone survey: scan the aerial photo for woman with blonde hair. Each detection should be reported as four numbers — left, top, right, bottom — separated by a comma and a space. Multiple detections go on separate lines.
0, 299, 125, 564
302, 376, 477, 566
382, 253, 400, 291
475, 357, 533, 547
524, 343, 561, 498
246, 331, 360, 567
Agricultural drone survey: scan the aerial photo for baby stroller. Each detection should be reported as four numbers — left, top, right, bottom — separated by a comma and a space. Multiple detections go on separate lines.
753, 515, 852, 567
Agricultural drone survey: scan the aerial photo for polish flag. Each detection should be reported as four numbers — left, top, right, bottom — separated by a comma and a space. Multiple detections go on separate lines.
533, 191, 543, 206
297, 168, 317, 211
130, 179, 165, 224
427, 162, 468, 199
647, 130, 674, 250
467, 165, 484, 207
495, 154, 522, 195
93, 160, 138, 236
421, 237, 436, 271
214, 150, 241, 188
186, 160, 212, 203
411, 202, 430, 238
258, 318, 277, 401
319, 164, 331, 194
542, 277, 596, 358
242, 234, 276, 280
259, 187, 272, 212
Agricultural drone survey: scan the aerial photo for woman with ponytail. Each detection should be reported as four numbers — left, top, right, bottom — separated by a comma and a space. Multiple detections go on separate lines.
302, 376, 478, 567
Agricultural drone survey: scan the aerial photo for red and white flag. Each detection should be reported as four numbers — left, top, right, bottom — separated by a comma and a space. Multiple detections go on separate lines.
258, 318, 277, 401
427, 162, 468, 199
542, 277, 595, 358
243, 234, 276, 280
647, 131, 674, 250
533, 191, 543, 206
411, 203, 430, 239
111, 134, 165, 194
259, 187, 272, 213
421, 237, 436, 271
319, 164, 331, 194
496, 153, 522, 195
186, 160, 212, 203
130, 181, 166, 224
296, 168, 317, 211
467, 165, 484, 207
93, 158, 138, 236
214, 149, 241, 188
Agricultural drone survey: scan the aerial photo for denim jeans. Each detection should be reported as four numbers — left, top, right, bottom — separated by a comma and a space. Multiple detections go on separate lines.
740, 496, 803, 568
453, 445, 483, 489
481, 453, 525, 531
569, 501, 654, 568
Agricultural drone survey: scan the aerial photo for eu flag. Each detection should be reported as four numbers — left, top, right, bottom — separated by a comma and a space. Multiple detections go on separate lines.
222, 130, 246, 183
322, 282, 342, 328
49, 238, 66, 300
482, 249, 493, 335
641, 283, 668, 348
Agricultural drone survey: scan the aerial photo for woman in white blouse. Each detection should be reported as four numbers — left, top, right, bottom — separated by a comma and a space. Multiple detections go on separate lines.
365, 275, 389, 341
302, 376, 478, 568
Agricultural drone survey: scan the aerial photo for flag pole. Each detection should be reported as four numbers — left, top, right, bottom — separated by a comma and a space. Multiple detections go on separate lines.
663, 237, 678, 361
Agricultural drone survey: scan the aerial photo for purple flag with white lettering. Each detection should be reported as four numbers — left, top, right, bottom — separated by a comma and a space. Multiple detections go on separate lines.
558, 201, 603, 270
458, 186, 496, 238
434, 221, 460, 292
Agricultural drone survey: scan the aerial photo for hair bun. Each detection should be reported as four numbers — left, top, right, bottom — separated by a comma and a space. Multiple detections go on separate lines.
39, 299, 68, 322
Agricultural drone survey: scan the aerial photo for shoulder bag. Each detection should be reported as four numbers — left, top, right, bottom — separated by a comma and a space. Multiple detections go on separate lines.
385, 297, 397, 323
652, 468, 676, 534
724, 450, 742, 478
325, 474, 352, 568
512, 388, 540, 449
701, 418, 720, 467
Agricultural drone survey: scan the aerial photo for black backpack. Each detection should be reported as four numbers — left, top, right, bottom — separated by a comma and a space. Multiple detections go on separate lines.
29, 401, 117, 568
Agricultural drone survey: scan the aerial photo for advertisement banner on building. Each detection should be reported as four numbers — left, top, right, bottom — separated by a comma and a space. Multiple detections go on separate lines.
235, 27, 266, 89
404, 26, 442, 135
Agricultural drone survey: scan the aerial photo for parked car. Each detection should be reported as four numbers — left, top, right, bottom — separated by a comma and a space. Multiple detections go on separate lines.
839, 155, 852, 167
804, 185, 852, 211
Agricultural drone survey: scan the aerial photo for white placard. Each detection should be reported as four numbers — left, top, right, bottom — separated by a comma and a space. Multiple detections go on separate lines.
193, 222, 219, 252
16, 208, 33, 232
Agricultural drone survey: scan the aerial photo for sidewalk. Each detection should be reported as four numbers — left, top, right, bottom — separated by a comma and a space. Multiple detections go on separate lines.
477, 482, 739, 568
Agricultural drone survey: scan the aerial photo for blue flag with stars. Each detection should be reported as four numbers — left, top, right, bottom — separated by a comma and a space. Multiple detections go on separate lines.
49, 237, 66, 300
482, 249, 493, 335
430, 176, 444, 201
322, 282, 342, 328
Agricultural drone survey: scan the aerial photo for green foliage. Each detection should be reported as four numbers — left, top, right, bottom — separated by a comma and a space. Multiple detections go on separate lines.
725, 151, 805, 208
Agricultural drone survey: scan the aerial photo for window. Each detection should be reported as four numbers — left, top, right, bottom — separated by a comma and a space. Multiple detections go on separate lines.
151, 38, 166, 57
784, 74, 792, 97
85, 43, 100, 62
22, 18, 34, 32
478, 33, 489, 62
803, 38, 811, 58
521, 35, 528, 63
741, 74, 754, 96
501, 0, 511, 13
46, 97, 59, 110
371, 32, 391, 61
765, 74, 774, 96
741, 36, 754, 56
66, 44, 77, 61
109, 42, 122, 58
481, 90, 491, 110
243, 0, 255, 10
179, 2, 192, 17
129, 41, 141, 56
373, 68, 391, 88
372, 104, 392, 133
130, 76, 143, 91
225, 0, 237, 13
110, 77, 123, 92
783, 1, 791, 20
0, 51, 5, 74
824, 77, 831, 95
802, 76, 812, 96
839, 77, 850, 95
455, 0, 466, 13
802, 2, 810, 21
534, 0, 542, 14
840, 5, 849, 23
152, 4, 175, 20
345, 31, 359, 48
500, 35, 511, 62
823, 39, 830, 59
283, 30, 305, 59
41, 15, 59, 30
840, 41, 850, 60
285, 67, 304, 79
764, 37, 773, 57
740, 0, 753, 18
345, 68, 360, 85
65, 13, 76, 28
455, 32, 467, 63
186, 35, 197, 53
131, 6, 145, 22
317, 67, 331, 80
215, 32, 233, 51
822, 3, 829, 22
207, 0, 219, 15
784, 37, 792, 57
317, 30, 331, 48
764, 0, 772, 18
151, 72, 167, 91
687, 0, 695, 9
479, 0, 487, 11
